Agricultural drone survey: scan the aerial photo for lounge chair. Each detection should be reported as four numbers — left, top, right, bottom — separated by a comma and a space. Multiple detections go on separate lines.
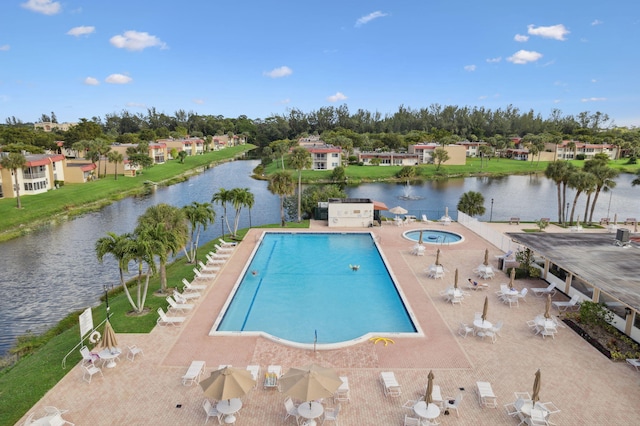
166, 296, 194, 313
218, 238, 237, 247
193, 268, 216, 279
214, 244, 235, 253
203, 399, 222, 424
183, 277, 207, 291
182, 360, 206, 385
198, 260, 220, 272
207, 250, 231, 258
531, 282, 556, 297
476, 381, 497, 408
495, 250, 514, 260
205, 254, 227, 265
157, 307, 186, 326
552, 294, 580, 311
380, 371, 401, 397
626, 358, 640, 371
422, 214, 428, 222
264, 365, 282, 389
333, 376, 350, 403
174, 288, 200, 301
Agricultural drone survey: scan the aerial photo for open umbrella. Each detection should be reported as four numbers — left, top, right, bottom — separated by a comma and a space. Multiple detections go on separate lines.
418, 230, 424, 245
483, 249, 489, 266
454, 268, 459, 289
100, 321, 118, 351
435, 249, 441, 266
389, 206, 408, 215
200, 366, 256, 402
482, 296, 489, 323
279, 364, 342, 405
544, 294, 552, 319
509, 267, 516, 290
424, 370, 434, 404
532, 369, 541, 403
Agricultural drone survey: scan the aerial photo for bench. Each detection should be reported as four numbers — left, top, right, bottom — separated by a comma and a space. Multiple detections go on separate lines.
625, 218, 637, 225
509, 217, 520, 225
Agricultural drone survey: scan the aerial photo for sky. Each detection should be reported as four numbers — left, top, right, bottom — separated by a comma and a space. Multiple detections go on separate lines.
2, 0, 640, 127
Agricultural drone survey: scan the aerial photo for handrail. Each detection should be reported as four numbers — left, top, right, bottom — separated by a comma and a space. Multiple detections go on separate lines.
61, 318, 107, 369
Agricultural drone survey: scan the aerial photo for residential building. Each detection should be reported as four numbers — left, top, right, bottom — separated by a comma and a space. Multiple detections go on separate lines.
407, 143, 467, 165
0, 153, 69, 198
455, 141, 489, 157
33, 121, 77, 132
212, 134, 247, 150
358, 151, 419, 166
307, 145, 342, 170
160, 137, 206, 158
550, 140, 619, 160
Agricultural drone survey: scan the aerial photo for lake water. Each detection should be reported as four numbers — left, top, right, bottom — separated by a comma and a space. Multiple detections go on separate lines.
0, 162, 638, 355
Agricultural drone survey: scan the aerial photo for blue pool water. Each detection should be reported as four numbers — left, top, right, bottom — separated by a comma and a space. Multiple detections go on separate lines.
403, 229, 463, 244
215, 233, 417, 345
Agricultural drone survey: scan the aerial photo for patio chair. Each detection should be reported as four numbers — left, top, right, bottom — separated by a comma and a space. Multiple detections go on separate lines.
82, 364, 103, 383
166, 296, 194, 313
422, 214, 428, 222
334, 376, 350, 403
477, 329, 497, 343
48, 414, 75, 426
322, 403, 340, 424
458, 322, 475, 338
403, 415, 421, 426
495, 250, 513, 260
283, 397, 300, 423
504, 402, 520, 417
380, 371, 402, 397
444, 393, 463, 417
531, 282, 556, 297
203, 399, 222, 424
193, 267, 216, 280
79, 346, 99, 366
505, 295, 519, 308
516, 288, 528, 303
246, 365, 260, 386
182, 360, 206, 385
214, 244, 235, 253
552, 294, 580, 311
156, 307, 186, 326
626, 358, 640, 371
218, 238, 237, 247
402, 400, 418, 409
174, 289, 200, 301
198, 260, 220, 272
126, 345, 144, 361
491, 320, 504, 336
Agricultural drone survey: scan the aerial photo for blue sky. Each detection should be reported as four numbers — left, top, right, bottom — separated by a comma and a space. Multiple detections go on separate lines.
2, 0, 640, 127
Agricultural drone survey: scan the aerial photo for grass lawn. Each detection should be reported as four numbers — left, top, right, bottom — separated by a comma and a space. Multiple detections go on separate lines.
0, 145, 256, 241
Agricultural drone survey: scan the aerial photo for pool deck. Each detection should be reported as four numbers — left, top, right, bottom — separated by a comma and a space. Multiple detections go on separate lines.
19, 220, 640, 425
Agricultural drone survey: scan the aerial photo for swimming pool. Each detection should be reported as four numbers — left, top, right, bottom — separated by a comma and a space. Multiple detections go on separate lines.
212, 232, 418, 348
403, 229, 464, 245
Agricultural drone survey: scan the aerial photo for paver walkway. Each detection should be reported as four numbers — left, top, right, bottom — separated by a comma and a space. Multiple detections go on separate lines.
18, 221, 640, 425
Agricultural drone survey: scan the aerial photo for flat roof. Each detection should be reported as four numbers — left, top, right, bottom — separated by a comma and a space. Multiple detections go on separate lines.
507, 231, 640, 311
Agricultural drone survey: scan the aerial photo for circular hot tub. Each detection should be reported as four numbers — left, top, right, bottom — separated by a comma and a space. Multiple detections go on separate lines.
403, 229, 464, 244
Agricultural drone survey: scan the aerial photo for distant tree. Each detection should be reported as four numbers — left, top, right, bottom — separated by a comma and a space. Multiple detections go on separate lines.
182, 201, 215, 263
396, 166, 417, 179
567, 170, 597, 225
269, 139, 291, 169
369, 158, 381, 166
229, 188, 253, 237
107, 151, 124, 180
178, 151, 188, 164
212, 188, 233, 236
433, 147, 450, 170
457, 191, 486, 217
170, 148, 178, 160
268, 171, 295, 226
288, 147, 312, 222
331, 166, 346, 184
478, 145, 492, 168
95, 232, 138, 311
0, 152, 26, 208
584, 161, 618, 224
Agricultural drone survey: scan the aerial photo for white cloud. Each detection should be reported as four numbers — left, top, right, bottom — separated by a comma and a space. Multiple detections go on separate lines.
507, 50, 543, 64
0, 44, 10, 51
105, 74, 133, 84
355, 11, 388, 28
554, 99, 562, 104
21, 0, 61, 15
591, 79, 597, 83
67, 26, 95, 37
280, 98, 291, 104
591, 19, 603, 26
478, 95, 488, 100
193, 99, 205, 105
581, 97, 606, 102
84, 77, 99, 85
527, 24, 570, 41
126, 102, 146, 109
327, 92, 347, 102
514, 34, 529, 42
263, 66, 292, 78
464, 65, 476, 72
110, 31, 167, 51
486, 57, 501, 63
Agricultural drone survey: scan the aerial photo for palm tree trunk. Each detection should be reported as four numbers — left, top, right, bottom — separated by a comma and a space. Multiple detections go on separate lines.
13, 171, 22, 209
159, 261, 167, 293
556, 183, 562, 223
583, 193, 592, 225
297, 172, 302, 222
119, 269, 136, 310
280, 196, 286, 227
588, 187, 602, 224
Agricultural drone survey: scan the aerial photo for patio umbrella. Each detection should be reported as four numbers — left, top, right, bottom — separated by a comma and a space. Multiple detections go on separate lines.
200, 366, 256, 402
509, 267, 516, 290
445, 206, 449, 218
576, 215, 580, 228
435, 249, 441, 266
418, 230, 424, 245
389, 206, 408, 215
483, 249, 489, 266
532, 369, 541, 403
424, 370, 434, 404
544, 294, 552, 319
454, 268, 459, 289
482, 296, 489, 323
99, 320, 118, 351
279, 364, 342, 405
613, 213, 617, 225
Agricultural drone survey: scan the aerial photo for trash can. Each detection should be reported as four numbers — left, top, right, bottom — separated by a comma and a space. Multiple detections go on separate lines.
498, 258, 505, 271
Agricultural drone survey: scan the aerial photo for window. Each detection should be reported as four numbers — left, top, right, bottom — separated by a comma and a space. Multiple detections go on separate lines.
548, 263, 567, 281
570, 276, 594, 299
598, 292, 628, 319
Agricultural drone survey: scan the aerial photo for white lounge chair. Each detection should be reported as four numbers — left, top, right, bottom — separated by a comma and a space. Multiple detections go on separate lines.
552, 294, 580, 311
380, 371, 401, 397
157, 307, 186, 326
264, 365, 282, 389
166, 296, 194, 313
333, 376, 350, 403
214, 244, 235, 253
532, 282, 557, 297
203, 399, 222, 424
205, 254, 227, 265
183, 277, 207, 291
626, 358, 640, 371
476, 381, 497, 407
182, 360, 206, 385
422, 214, 428, 222
193, 268, 216, 279
218, 238, 237, 247
174, 289, 200, 301
198, 261, 220, 272
207, 250, 231, 258
82, 364, 103, 383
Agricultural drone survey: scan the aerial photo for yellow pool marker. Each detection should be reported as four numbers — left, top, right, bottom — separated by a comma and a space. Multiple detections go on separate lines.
369, 336, 395, 346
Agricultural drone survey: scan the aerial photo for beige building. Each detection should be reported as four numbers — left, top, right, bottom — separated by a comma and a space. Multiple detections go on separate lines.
359, 151, 419, 166
160, 138, 206, 158
408, 143, 467, 165
33, 121, 77, 132
0, 153, 76, 199
326, 198, 388, 227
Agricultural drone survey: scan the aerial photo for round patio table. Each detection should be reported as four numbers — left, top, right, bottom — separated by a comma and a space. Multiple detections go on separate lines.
298, 401, 324, 426
413, 401, 440, 420
217, 398, 242, 424
97, 348, 121, 368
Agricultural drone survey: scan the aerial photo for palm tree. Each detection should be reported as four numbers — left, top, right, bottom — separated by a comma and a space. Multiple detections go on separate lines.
245, 190, 255, 228
457, 191, 486, 217
229, 187, 253, 237
97, 138, 112, 178
288, 147, 312, 222
584, 162, 618, 224
123, 232, 158, 313
560, 163, 576, 224
567, 170, 597, 226
182, 201, 215, 263
545, 161, 569, 223
136, 204, 188, 293
633, 170, 640, 187
212, 188, 233, 236
95, 232, 137, 311
268, 171, 295, 227
0, 152, 26, 208
107, 151, 124, 180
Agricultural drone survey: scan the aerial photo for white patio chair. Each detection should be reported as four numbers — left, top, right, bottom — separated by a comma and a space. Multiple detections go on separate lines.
444, 393, 463, 417
203, 399, 222, 424
552, 294, 580, 311
516, 288, 528, 303
403, 415, 421, 426
458, 322, 475, 338
79, 346, 99, 366
48, 414, 75, 426
126, 344, 144, 361
82, 364, 103, 383
173, 288, 200, 301
156, 307, 186, 326
491, 320, 504, 336
626, 358, 640, 371
166, 296, 194, 313
283, 397, 300, 423
504, 402, 520, 417
380, 371, 401, 397
322, 403, 340, 424
183, 277, 207, 291
531, 282, 556, 297
422, 214, 428, 222
402, 400, 418, 409
505, 295, 519, 308
514, 392, 531, 400
477, 329, 497, 343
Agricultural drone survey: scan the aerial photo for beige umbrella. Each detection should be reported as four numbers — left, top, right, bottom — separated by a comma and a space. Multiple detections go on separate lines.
418, 230, 424, 245
454, 268, 459, 289
389, 206, 408, 215
544, 294, 552, 319
509, 267, 516, 290
483, 249, 489, 266
482, 296, 489, 323
279, 364, 342, 405
200, 366, 256, 402
532, 369, 541, 403
576, 215, 580, 228
99, 321, 118, 351
424, 370, 434, 404
435, 249, 441, 266
613, 213, 618, 225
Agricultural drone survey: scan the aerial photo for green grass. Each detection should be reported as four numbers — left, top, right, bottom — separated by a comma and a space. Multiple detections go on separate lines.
0, 145, 256, 241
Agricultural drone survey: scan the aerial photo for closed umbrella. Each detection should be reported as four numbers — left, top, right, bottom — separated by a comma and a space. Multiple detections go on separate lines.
200, 366, 256, 402
279, 364, 342, 405
482, 296, 489, 323
418, 230, 424, 245
435, 249, 441, 266
509, 267, 515, 290
532, 369, 541, 403
445, 206, 449, 218
483, 249, 489, 266
544, 294, 552, 319
613, 213, 618, 225
100, 321, 118, 352
424, 370, 434, 404
454, 268, 459, 289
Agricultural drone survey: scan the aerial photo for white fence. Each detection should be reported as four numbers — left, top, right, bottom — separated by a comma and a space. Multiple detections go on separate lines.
457, 211, 522, 253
